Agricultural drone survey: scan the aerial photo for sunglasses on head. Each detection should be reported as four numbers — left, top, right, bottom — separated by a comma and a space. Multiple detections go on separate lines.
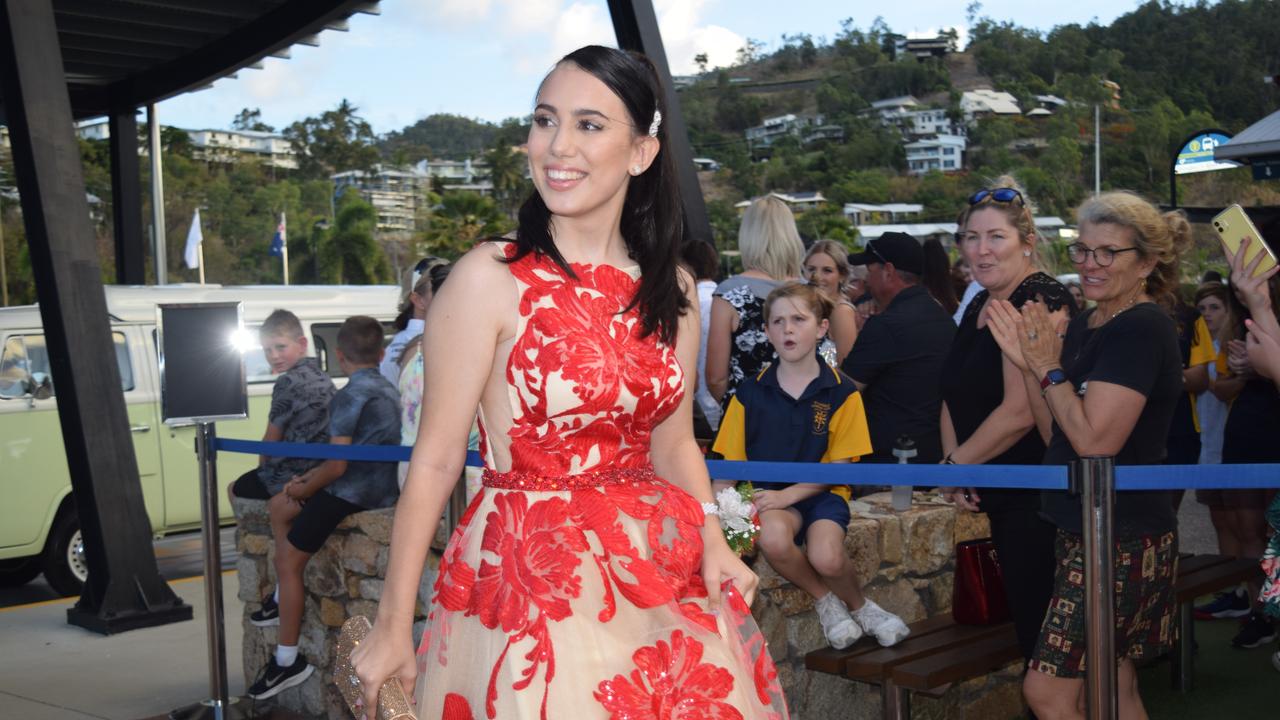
969, 188, 1025, 207
414, 256, 447, 273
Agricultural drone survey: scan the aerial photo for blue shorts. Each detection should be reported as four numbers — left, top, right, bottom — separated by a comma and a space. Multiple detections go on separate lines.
789, 491, 852, 545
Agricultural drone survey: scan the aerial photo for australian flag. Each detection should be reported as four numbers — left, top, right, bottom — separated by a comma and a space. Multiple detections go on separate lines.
269, 212, 286, 256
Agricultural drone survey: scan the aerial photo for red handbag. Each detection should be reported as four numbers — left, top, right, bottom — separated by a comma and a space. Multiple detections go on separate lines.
953, 539, 1010, 625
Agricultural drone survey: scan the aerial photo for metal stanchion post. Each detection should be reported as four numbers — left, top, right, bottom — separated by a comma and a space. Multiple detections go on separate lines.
171, 424, 247, 720
1078, 456, 1118, 720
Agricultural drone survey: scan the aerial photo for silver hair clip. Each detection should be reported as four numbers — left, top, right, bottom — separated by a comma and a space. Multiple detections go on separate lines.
648, 109, 662, 137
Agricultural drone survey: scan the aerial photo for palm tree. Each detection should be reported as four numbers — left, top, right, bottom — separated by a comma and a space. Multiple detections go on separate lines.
316, 188, 392, 283
484, 141, 528, 220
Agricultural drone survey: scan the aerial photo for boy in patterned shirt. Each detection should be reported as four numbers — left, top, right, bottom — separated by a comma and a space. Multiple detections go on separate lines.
713, 283, 909, 649
247, 316, 402, 699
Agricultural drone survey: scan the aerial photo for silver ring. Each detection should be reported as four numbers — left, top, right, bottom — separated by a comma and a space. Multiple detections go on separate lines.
1027, 330, 1038, 340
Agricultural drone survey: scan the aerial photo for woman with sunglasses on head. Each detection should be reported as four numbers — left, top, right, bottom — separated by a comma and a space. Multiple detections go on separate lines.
381, 257, 448, 384
351, 46, 788, 719
939, 177, 1075, 670
987, 191, 1189, 720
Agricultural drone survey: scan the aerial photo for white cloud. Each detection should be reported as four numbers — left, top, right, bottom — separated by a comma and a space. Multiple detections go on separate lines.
655, 0, 746, 73
416, 0, 495, 25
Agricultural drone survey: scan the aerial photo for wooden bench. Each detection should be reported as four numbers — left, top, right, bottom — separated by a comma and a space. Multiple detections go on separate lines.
1170, 554, 1261, 692
804, 554, 1262, 717
805, 615, 1020, 720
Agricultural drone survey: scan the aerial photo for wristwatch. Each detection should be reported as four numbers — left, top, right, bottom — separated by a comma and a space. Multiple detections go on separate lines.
1040, 368, 1068, 395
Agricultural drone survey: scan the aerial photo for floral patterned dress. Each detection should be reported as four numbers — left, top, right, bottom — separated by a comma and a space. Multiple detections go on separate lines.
414, 244, 788, 720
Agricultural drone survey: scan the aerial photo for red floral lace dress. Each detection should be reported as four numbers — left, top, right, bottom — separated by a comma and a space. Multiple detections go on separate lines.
413, 244, 788, 720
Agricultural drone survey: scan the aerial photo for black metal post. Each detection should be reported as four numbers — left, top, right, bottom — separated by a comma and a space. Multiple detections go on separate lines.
606, 0, 714, 247
0, 0, 190, 633
108, 106, 146, 284
1076, 456, 1118, 720
170, 424, 247, 720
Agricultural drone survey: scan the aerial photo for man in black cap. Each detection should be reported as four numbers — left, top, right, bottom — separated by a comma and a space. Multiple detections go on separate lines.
841, 232, 955, 463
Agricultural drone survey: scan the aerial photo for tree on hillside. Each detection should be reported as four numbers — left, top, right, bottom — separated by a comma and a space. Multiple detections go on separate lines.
311, 187, 391, 284
418, 192, 510, 259
285, 99, 380, 179
484, 141, 528, 219
232, 108, 275, 133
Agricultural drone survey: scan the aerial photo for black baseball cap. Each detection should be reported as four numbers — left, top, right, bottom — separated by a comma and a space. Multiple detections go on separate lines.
848, 232, 924, 275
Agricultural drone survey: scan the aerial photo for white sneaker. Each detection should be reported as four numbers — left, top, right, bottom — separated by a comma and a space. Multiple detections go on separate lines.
851, 598, 911, 647
815, 593, 863, 649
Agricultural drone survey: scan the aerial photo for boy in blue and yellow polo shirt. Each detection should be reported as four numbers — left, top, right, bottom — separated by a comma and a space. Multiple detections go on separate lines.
714, 283, 909, 649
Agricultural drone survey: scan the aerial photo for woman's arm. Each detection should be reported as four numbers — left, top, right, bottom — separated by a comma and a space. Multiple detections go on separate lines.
948, 353, 1037, 464
1183, 363, 1210, 395
829, 303, 858, 364
352, 244, 512, 709
986, 300, 1055, 443
1019, 303, 1147, 457
940, 402, 957, 458
1211, 371, 1247, 403
706, 296, 736, 402
652, 271, 758, 607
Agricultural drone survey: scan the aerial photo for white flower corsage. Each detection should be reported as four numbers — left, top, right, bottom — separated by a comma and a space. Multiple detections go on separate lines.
715, 483, 760, 554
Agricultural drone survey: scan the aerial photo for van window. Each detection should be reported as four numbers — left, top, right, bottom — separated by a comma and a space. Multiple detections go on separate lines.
0, 333, 133, 398
311, 321, 397, 378
240, 325, 275, 384
0, 336, 27, 398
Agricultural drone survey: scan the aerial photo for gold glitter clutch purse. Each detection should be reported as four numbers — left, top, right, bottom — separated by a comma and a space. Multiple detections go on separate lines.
334, 616, 416, 720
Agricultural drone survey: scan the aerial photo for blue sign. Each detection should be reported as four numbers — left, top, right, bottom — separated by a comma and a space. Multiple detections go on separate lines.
1175, 132, 1240, 175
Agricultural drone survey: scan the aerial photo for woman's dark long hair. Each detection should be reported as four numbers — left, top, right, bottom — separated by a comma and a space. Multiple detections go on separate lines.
921, 237, 958, 315
507, 45, 689, 344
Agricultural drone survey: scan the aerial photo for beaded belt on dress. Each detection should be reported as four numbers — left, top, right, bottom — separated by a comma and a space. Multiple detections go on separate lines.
482, 465, 657, 490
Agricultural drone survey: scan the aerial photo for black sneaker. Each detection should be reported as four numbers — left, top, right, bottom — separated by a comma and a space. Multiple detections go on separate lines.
250, 593, 279, 627
1194, 589, 1250, 620
247, 655, 314, 699
1231, 613, 1277, 649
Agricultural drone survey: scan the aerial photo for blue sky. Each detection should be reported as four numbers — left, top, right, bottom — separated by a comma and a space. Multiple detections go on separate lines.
155, 0, 1181, 136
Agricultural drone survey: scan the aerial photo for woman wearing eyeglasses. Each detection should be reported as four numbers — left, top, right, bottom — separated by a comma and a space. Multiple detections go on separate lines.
988, 191, 1188, 720
939, 177, 1075, 667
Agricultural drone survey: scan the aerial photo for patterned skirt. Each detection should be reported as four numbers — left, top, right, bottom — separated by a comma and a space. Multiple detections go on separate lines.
1261, 492, 1280, 620
414, 466, 789, 720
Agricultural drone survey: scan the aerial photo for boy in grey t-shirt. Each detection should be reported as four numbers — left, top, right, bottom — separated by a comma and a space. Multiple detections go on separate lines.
246, 316, 401, 700
229, 309, 334, 500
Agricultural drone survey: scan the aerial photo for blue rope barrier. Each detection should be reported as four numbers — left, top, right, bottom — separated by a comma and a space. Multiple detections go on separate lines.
1116, 464, 1280, 490
211, 439, 1279, 491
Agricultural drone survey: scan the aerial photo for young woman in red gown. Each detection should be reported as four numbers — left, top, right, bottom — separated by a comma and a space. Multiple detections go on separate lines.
352, 46, 789, 720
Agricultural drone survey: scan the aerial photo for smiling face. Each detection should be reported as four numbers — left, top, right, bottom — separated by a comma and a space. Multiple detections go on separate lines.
1073, 222, 1158, 304
804, 252, 843, 296
527, 63, 655, 224
1196, 294, 1227, 335
959, 206, 1031, 297
765, 296, 828, 363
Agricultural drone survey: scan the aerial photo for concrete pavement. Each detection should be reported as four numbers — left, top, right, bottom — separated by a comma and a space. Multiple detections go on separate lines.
0, 572, 245, 720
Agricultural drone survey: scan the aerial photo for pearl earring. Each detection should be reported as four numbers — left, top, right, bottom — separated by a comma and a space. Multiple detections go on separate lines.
631, 165, 641, 175
1023, 249, 1031, 257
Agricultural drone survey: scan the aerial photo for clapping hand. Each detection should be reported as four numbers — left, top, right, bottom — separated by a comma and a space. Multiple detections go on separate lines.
1018, 301, 1070, 377
1246, 318, 1280, 381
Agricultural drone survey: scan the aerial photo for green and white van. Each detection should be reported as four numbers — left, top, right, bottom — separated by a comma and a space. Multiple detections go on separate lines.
0, 284, 400, 595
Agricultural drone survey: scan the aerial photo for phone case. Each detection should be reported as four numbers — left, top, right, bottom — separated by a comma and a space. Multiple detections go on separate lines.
1213, 204, 1277, 277
334, 615, 416, 720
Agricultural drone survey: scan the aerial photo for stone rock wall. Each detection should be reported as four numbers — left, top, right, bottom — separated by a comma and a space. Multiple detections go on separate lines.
233, 498, 439, 719
235, 492, 1023, 720
749, 491, 1025, 720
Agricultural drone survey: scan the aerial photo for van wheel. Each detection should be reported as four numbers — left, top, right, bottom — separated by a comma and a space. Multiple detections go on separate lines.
43, 510, 87, 597
0, 557, 42, 588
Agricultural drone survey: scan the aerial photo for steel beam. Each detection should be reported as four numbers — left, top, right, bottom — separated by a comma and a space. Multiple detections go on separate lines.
108, 108, 146, 285
0, 0, 191, 634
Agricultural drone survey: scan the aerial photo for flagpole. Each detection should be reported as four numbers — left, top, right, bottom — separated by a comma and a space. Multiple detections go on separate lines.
282, 244, 289, 286
198, 243, 205, 285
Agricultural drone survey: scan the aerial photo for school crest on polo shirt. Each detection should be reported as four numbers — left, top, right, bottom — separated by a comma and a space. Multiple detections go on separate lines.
811, 401, 831, 434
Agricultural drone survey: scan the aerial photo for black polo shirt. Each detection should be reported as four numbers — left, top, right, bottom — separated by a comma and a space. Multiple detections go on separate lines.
841, 284, 955, 463
712, 362, 872, 482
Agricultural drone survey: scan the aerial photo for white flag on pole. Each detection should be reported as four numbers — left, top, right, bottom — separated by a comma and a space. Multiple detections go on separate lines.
183, 208, 202, 270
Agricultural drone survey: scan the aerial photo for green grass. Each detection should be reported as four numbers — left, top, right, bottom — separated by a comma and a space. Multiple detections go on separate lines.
1139, 616, 1275, 717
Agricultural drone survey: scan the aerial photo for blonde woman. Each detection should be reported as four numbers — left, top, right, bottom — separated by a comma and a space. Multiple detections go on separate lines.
706, 195, 804, 403
804, 239, 859, 365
